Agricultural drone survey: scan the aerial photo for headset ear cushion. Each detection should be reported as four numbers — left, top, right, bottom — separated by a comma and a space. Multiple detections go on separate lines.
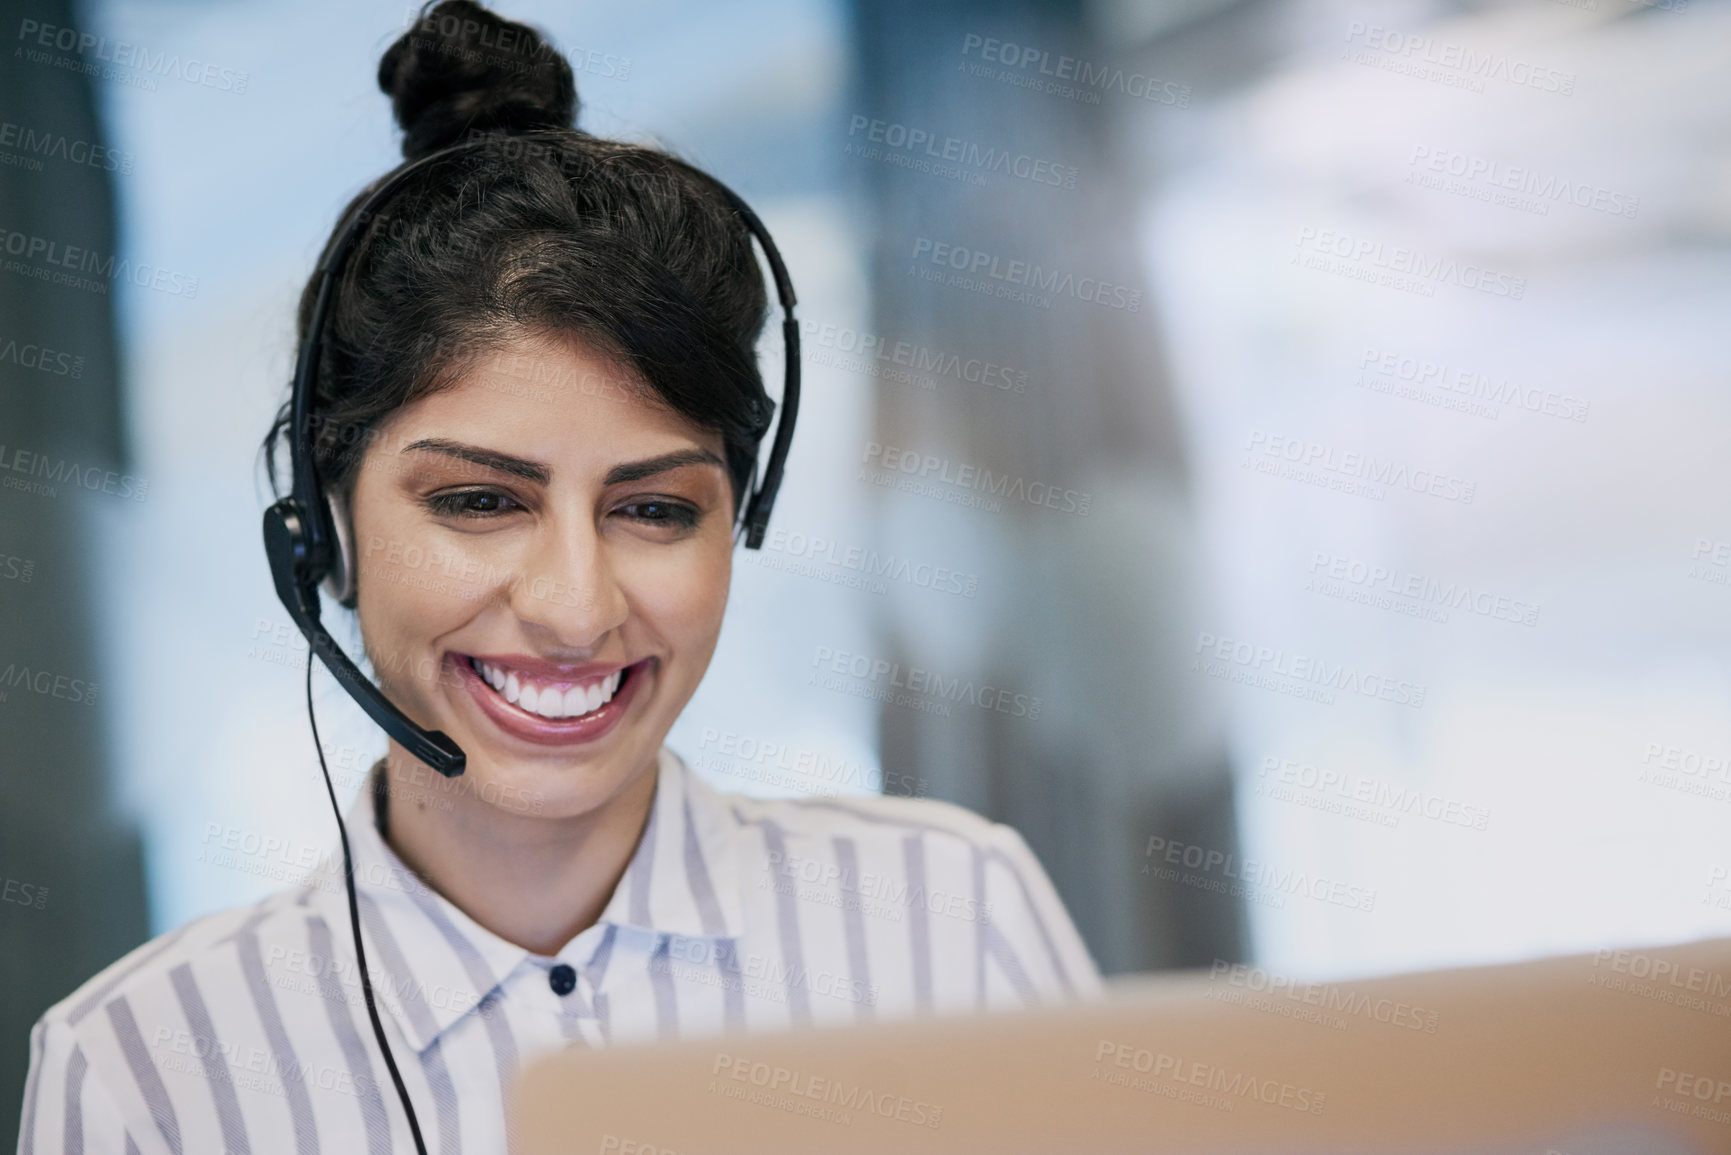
321, 492, 359, 608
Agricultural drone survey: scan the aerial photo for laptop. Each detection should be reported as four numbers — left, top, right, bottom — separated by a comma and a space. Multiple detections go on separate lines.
515, 936, 1731, 1153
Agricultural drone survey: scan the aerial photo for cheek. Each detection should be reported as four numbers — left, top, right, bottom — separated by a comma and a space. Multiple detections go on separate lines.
628, 544, 732, 657
353, 552, 451, 689
347, 482, 472, 680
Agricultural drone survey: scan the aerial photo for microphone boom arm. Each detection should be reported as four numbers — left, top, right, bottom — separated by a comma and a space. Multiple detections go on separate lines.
264, 500, 466, 777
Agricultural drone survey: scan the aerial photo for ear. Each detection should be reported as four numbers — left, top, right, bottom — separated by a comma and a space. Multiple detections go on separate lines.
321, 490, 359, 608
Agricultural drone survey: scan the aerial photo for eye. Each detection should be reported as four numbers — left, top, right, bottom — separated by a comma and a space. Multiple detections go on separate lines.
423, 488, 522, 518
616, 499, 699, 530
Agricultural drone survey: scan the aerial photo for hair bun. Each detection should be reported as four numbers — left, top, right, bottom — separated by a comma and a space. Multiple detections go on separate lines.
379, 1, 577, 160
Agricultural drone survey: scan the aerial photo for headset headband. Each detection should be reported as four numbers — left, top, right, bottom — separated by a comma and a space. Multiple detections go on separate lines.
289, 129, 800, 581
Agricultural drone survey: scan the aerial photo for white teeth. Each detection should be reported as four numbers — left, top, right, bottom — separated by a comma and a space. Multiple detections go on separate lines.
472, 659, 626, 721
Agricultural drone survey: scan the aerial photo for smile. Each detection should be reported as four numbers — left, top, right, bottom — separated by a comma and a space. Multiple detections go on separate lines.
453, 653, 650, 745
468, 657, 622, 720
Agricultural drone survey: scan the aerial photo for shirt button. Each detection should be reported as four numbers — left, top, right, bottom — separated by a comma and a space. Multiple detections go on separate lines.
549, 964, 577, 996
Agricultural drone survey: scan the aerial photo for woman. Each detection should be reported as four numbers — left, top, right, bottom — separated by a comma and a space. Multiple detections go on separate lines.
17, 3, 1100, 1152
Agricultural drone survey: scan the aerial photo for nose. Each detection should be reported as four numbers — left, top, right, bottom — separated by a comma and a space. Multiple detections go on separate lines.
508, 510, 629, 651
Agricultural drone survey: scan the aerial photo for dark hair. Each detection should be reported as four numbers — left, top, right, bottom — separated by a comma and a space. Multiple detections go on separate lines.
263, 0, 772, 511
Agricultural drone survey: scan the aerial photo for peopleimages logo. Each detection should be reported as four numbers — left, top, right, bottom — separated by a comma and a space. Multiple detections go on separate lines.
0, 226, 199, 298
0, 661, 97, 707
1293, 227, 1525, 301
0, 874, 47, 911
1257, 755, 1491, 831
756, 526, 979, 598
1357, 346, 1589, 423
0, 333, 82, 378
1306, 550, 1539, 627
709, 1053, 944, 1130
1208, 961, 1441, 1033
1653, 1067, 1731, 1125
846, 115, 1078, 189
958, 34, 1191, 107
801, 317, 1027, 394
0, 443, 148, 501
1342, 20, 1576, 96
810, 645, 1042, 720
16, 18, 250, 93
863, 442, 1091, 516
1193, 630, 1427, 709
661, 937, 881, 1006
1407, 145, 1638, 220
407, 9, 632, 81
764, 849, 992, 926
1243, 429, 1476, 505
1143, 834, 1378, 913
696, 727, 927, 798
1093, 1039, 1327, 1115
910, 236, 1142, 312
0, 121, 134, 175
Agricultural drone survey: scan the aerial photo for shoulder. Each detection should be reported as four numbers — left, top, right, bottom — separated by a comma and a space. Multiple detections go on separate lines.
723, 785, 1002, 844
712, 783, 1104, 1000
715, 784, 1069, 899
680, 748, 1014, 875
31, 886, 315, 1066
44, 893, 304, 1025
22, 886, 318, 1153
718, 786, 1039, 879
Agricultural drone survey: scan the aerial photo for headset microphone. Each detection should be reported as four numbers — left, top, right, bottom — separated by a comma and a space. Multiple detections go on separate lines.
261, 129, 799, 1155
262, 503, 468, 774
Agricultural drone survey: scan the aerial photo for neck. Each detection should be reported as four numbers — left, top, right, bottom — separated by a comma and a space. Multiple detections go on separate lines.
371, 746, 660, 956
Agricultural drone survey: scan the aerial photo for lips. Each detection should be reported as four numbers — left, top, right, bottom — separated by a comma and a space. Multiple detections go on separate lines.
452, 653, 650, 746
469, 657, 621, 720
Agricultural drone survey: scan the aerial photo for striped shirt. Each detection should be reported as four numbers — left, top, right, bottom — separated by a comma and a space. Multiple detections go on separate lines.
17, 746, 1102, 1154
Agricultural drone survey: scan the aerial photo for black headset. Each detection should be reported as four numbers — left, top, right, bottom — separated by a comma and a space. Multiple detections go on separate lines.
262, 128, 801, 780
260, 128, 799, 1155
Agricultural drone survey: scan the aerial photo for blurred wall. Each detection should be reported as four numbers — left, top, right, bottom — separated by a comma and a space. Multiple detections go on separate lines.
0, 0, 151, 1136
847, 0, 1244, 973
1133, 0, 1731, 976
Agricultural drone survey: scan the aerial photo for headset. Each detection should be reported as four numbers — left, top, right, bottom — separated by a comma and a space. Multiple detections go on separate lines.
261, 127, 799, 1155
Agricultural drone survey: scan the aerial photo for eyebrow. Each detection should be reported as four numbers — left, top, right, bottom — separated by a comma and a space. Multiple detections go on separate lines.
603, 448, 726, 486
402, 439, 549, 484
400, 439, 725, 487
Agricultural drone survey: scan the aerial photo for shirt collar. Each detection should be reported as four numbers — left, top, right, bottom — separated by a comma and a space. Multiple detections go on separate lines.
594, 746, 747, 942
306, 745, 745, 1054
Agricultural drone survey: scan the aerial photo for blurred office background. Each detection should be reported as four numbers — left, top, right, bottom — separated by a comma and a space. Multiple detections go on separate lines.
4, 0, 1729, 1137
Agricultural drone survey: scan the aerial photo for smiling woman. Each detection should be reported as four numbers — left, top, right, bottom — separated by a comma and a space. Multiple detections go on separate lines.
347, 333, 741, 955
15, 3, 1100, 1153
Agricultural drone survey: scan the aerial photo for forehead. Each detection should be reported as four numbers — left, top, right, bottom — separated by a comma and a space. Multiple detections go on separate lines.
380, 332, 726, 469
